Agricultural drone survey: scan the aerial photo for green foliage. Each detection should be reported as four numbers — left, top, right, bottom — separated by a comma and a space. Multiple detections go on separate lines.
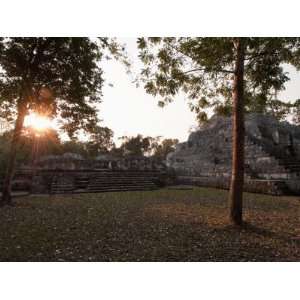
291, 99, 300, 124
137, 37, 300, 124
21, 126, 62, 158
266, 99, 294, 121
59, 140, 88, 157
0, 127, 61, 176
0, 38, 126, 138
111, 134, 178, 159
117, 134, 154, 156
85, 125, 115, 157
49, 126, 114, 159
151, 138, 179, 160
0, 124, 115, 175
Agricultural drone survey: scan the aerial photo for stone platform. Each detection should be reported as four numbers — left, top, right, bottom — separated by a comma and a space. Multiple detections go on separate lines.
176, 176, 290, 196
32, 169, 167, 194
167, 114, 300, 195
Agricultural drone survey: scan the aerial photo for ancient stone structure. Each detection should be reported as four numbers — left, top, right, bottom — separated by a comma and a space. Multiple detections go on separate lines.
33, 152, 166, 172
9, 113, 299, 195
18, 153, 168, 194
167, 113, 300, 195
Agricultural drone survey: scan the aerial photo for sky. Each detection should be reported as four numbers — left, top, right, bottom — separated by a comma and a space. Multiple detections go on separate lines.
99, 38, 300, 145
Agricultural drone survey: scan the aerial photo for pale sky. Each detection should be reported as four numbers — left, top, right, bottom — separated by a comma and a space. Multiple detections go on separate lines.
99, 38, 300, 145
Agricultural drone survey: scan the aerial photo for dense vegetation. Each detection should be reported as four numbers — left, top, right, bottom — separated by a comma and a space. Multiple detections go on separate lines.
0, 38, 124, 204
0, 127, 178, 178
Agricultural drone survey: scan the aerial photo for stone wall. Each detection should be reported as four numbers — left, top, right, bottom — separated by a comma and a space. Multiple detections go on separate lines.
16, 154, 168, 194
167, 113, 300, 195
176, 176, 289, 196
30, 169, 169, 194
33, 153, 166, 172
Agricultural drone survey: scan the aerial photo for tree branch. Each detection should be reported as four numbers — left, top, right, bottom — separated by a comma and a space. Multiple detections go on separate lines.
164, 41, 234, 75
183, 67, 234, 75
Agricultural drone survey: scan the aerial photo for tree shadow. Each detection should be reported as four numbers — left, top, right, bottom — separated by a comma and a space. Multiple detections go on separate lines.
239, 222, 300, 246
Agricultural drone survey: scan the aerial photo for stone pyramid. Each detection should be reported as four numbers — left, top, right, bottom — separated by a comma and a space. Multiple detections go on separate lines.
167, 113, 300, 195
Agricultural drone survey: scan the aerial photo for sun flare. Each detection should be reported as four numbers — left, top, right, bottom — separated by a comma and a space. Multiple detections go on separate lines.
24, 113, 53, 132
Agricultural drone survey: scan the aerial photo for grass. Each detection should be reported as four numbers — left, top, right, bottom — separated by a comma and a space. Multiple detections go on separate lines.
0, 187, 299, 261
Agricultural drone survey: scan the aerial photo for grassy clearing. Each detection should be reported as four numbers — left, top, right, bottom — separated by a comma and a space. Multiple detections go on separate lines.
0, 187, 299, 261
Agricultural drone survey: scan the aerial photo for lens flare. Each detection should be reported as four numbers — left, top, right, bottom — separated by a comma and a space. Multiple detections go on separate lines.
24, 113, 53, 132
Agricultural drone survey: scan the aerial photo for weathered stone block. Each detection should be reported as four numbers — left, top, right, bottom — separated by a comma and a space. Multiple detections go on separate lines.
168, 113, 300, 195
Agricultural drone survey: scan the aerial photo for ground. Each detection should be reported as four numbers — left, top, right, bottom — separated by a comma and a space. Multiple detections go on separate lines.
0, 187, 299, 261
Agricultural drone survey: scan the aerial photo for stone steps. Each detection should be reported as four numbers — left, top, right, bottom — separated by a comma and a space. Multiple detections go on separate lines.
89, 178, 156, 183
51, 175, 75, 193
51, 182, 157, 194
88, 183, 156, 188
87, 172, 161, 177
74, 178, 89, 189
51, 186, 74, 194
88, 178, 156, 184
49, 170, 162, 194
87, 185, 156, 192
87, 173, 158, 192
278, 159, 300, 174
248, 135, 300, 176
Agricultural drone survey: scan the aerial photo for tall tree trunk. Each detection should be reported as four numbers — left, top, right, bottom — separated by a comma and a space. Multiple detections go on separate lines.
229, 38, 245, 226
0, 100, 27, 206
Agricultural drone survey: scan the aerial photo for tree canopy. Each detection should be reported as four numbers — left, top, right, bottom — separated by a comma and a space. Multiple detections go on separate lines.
117, 134, 155, 157
0, 38, 126, 137
0, 37, 126, 205
0, 127, 61, 176
137, 37, 300, 123
137, 37, 300, 225
110, 134, 178, 159
85, 125, 115, 157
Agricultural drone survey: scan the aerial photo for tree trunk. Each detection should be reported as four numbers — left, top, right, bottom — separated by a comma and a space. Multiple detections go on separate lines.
228, 38, 245, 226
0, 101, 27, 206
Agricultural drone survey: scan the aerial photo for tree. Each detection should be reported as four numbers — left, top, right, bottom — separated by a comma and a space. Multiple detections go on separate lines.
60, 140, 88, 158
209, 92, 292, 122
291, 99, 300, 125
111, 135, 178, 159
137, 37, 299, 225
0, 38, 123, 206
20, 126, 62, 165
0, 127, 61, 177
287, 44, 300, 125
118, 134, 154, 156
0, 131, 13, 179
152, 138, 179, 160
86, 125, 115, 157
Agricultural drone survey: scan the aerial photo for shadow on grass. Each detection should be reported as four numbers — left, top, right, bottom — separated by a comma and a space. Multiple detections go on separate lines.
240, 222, 300, 246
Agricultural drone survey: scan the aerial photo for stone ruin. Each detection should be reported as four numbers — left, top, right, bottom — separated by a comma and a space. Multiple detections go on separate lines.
10, 113, 300, 195
167, 113, 300, 195
33, 152, 166, 172
16, 153, 168, 194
